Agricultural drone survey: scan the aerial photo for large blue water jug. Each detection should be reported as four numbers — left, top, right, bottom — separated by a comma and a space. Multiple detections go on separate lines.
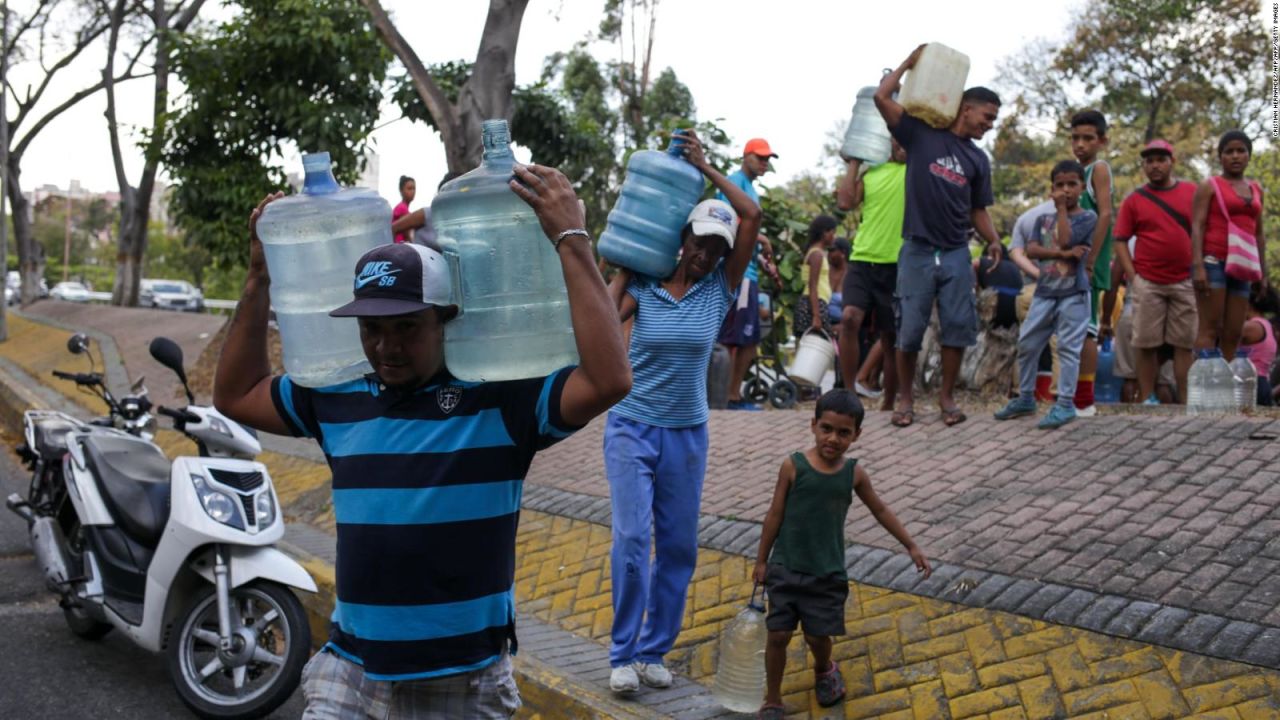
1096, 337, 1121, 403
431, 119, 578, 382
256, 152, 390, 387
597, 134, 705, 278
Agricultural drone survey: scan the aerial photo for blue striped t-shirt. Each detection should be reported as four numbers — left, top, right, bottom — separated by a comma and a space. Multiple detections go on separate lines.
613, 267, 733, 427
271, 367, 578, 680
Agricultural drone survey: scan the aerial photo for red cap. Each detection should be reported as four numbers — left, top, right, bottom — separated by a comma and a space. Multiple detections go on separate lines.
743, 138, 778, 159
1140, 139, 1175, 159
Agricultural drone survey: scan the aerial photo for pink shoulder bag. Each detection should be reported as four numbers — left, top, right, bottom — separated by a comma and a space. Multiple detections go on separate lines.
1213, 177, 1263, 283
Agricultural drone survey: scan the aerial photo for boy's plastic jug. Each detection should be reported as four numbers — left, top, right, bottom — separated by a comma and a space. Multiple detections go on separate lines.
1096, 337, 1122, 403
1187, 348, 1234, 415
899, 42, 970, 128
597, 134, 705, 278
712, 586, 767, 713
841, 83, 892, 164
256, 152, 390, 388
1230, 348, 1258, 412
431, 119, 579, 382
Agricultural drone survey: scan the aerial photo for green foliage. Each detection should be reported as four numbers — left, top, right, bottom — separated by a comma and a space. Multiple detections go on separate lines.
164, 0, 391, 270
1250, 148, 1280, 289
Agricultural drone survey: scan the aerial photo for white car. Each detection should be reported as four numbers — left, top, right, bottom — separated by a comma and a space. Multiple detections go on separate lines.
142, 279, 205, 312
50, 281, 91, 302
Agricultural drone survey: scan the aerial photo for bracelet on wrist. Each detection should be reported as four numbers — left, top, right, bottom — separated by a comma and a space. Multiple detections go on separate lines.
552, 228, 590, 251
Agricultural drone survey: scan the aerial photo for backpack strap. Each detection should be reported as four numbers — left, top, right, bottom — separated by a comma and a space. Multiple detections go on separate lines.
1134, 186, 1191, 236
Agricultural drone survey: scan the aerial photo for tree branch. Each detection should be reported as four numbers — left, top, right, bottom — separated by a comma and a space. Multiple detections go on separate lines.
11, 15, 111, 133
170, 0, 207, 33
359, 0, 458, 150
13, 68, 153, 158
104, 0, 130, 194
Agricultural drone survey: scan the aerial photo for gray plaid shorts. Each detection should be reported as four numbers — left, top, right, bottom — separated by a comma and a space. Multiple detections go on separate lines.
300, 648, 521, 719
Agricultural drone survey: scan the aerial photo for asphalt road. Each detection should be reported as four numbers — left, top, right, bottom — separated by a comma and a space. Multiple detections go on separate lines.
0, 430, 305, 719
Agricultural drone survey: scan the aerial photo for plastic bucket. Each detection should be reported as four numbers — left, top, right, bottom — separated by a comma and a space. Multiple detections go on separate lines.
789, 329, 834, 387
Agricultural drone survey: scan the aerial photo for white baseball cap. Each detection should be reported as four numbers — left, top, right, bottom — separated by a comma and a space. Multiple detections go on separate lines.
685, 199, 738, 249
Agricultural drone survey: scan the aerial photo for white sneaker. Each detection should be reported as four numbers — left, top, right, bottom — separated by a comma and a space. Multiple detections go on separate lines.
1076, 404, 1097, 417
854, 381, 883, 399
634, 662, 673, 688
610, 664, 640, 694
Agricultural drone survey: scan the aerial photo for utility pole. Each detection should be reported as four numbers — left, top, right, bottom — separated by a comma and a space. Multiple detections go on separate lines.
0, 5, 9, 342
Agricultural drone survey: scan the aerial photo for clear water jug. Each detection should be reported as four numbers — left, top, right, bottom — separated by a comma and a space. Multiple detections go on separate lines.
841, 83, 892, 164
1231, 348, 1258, 412
597, 134, 705, 278
256, 152, 389, 387
1096, 337, 1122, 403
431, 119, 578, 382
1187, 349, 1234, 415
899, 42, 970, 128
713, 587, 767, 713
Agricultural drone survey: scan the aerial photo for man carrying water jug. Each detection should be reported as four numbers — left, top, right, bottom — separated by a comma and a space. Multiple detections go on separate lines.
214, 165, 631, 718
875, 44, 1004, 428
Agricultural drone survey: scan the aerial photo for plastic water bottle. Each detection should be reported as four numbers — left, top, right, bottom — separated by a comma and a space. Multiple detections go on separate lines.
431, 119, 578, 382
899, 43, 971, 128
597, 133, 705, 278
1189, 348, 1235, 415
1095, 337, 1121, 403
1187, 350, 1209, 414
713, 589, 767, 712
1207, 350, 1236, 412
256, 152, 390, 387
1231, 348, 1258, 412
840, 83, 892, 164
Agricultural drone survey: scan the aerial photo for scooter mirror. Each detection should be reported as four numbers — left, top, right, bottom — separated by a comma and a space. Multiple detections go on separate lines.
149, 337, 195, 404
67, 333, 89, 355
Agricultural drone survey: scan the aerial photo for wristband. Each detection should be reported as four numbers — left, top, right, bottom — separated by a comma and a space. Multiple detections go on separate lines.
552, 228, 590, 251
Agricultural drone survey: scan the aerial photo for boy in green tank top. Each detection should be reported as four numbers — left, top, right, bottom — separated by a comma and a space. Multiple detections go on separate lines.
1069, 110, 1114, 417
752, 390, 931, 718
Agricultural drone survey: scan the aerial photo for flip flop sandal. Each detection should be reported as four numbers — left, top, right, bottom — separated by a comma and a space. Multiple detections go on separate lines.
891, 409, 914, 427
942, 408, 968, 427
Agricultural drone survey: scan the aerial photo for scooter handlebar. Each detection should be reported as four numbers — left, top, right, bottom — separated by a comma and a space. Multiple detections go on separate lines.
51, 370, 101, 386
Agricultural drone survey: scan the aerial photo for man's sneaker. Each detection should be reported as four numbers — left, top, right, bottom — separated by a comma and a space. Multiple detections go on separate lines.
634, 662, 673, 688
854, 381, 883, 399
1076, 404, 1097, 417
814, 662, 846, 707
609, 664, 639, 694
757, 704, 787, 720
727, 399, 762, 411
1143, 394, 1161, 405
994, 396, 1037, 420
1038, 404, 1077, 429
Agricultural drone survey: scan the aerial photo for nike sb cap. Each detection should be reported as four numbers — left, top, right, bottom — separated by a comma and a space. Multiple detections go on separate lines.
329, 243, 454, 317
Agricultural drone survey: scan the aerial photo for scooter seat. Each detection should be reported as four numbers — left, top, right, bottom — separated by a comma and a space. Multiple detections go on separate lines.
81, 434, 171, 544
33, 417, 80, 458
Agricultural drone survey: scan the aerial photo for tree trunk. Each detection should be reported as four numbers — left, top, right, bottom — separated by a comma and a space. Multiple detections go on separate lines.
5, 158, 41, 305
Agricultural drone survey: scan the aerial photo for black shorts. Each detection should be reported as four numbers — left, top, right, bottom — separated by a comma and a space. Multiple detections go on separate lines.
843, 261, 897, 335
764, 564, 848, 636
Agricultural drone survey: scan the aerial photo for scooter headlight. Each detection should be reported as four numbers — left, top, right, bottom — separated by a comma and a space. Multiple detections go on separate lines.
255, 490, 276, 527
190, 474, 243, 528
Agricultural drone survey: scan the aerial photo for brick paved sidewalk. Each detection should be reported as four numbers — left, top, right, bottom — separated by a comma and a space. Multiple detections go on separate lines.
528, 409, 1280, 630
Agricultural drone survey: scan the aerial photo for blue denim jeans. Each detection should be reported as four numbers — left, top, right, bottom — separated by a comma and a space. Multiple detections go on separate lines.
1017, 292, 1090, 408
603, 413, 707, 667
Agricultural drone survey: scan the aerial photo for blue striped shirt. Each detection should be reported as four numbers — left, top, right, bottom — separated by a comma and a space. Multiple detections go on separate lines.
271, 367, 577, 680
613, 267, 733, 427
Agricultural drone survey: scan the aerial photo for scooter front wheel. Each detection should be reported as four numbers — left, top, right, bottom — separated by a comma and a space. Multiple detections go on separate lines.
168, 580, 310, 720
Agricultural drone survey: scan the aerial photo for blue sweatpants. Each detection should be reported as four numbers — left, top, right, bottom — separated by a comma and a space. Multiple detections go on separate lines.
603, 413, 708, 667
1017, 292, 1090, 408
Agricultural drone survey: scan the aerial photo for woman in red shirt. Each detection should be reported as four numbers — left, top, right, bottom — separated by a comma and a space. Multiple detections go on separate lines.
392, 175, 415, 243
1190, 131, 1266, 360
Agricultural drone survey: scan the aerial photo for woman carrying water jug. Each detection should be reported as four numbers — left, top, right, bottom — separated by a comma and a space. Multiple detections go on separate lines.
603, 130, 762, 695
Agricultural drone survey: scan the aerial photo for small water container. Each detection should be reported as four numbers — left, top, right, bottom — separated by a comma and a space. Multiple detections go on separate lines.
256, 152, 390, 388
432, 119, 579, 382
899, 42, 970, 128
707, 343, 731, 410
713, 587, 767, 713
1096, 337, 1122, 403
789, 329, 835, 387
597, 134, 705, 278
1187, 348, 1234, 415
841, 82, 892, 164
1230, 348, 1257, 412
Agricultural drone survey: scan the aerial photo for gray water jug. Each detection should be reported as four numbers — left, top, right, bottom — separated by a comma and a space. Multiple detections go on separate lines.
841, 84, 892, 165
707, 343, 731, 410
256, 152, 389, 388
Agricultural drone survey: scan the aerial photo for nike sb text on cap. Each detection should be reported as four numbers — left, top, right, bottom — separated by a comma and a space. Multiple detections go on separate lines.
329, 243, 453, 317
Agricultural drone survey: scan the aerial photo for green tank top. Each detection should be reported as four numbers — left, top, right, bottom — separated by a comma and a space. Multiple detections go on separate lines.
852, 163, 907, 264
769, 452, 855, 579
1082, 160, 1114, 290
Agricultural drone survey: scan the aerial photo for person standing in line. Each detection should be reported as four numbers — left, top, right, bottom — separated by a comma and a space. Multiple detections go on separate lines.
1112, 140, 1199, 403
603, 131, 763, 695
835, 140, 908, 408
1066, 110, 1114, 417
392, 175, 415, 243
1190, 130, 1267, 360
875, 45, 1004, 428
718, 138, 780, 410
795, 215, 838, 338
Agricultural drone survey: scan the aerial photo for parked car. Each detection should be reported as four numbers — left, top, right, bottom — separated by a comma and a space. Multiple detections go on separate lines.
4, 285, 15, 306
50, 281, 91, 302
142, 279, 205, 312
7, 271, 49, 299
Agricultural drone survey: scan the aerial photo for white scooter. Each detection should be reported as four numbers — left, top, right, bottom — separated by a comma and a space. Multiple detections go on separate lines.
8, 335, 316, 719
